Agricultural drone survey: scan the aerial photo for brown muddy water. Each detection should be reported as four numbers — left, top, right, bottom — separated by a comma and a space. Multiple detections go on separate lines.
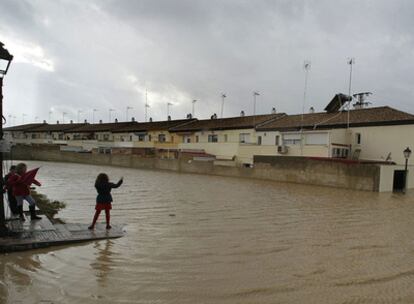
1, 161, 414, 304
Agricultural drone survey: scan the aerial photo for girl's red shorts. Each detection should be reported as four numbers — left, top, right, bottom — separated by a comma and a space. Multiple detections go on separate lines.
95, 203, 112, 211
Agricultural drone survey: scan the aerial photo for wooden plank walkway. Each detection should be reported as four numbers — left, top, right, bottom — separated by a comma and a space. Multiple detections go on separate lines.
0, 217, 125, 253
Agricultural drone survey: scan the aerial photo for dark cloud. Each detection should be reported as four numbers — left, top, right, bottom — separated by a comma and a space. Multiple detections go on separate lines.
1, 0, 413, 125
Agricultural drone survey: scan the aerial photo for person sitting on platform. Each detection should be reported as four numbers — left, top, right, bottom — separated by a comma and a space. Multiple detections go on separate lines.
88, 173, 123, 230
7, 163, 42, 221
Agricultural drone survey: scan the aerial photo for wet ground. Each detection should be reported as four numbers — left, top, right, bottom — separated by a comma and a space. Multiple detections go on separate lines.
1, 160, 414, 303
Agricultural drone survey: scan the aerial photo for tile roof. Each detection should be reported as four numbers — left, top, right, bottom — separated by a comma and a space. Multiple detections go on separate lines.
28, 123, 88, 132
63, 121, 138, 133
3, 123, 47, 132
112, 119, 196, 133
170, 114, 285, 132
257, 106, 414, 131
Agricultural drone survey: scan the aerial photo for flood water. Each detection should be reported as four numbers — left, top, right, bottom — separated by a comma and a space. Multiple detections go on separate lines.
1, 161, 414, 303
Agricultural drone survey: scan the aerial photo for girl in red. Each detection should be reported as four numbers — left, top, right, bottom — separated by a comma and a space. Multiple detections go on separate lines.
7, 163, 42, 221
88, 173, 123, 230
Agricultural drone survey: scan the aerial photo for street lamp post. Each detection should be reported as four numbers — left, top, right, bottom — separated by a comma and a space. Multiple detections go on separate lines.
403, 147, 411, 194
0, 41, 14, 236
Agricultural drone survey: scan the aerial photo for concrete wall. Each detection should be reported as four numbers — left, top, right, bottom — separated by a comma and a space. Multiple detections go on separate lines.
379, 164, 414, 192
9, 144, 388, 192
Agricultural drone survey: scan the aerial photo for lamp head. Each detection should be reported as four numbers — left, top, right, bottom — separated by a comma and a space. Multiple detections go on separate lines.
0, 42, 13, 76
404, 147, 412, 160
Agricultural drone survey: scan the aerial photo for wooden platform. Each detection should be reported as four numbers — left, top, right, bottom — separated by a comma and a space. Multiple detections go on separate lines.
0, 217, 125, 253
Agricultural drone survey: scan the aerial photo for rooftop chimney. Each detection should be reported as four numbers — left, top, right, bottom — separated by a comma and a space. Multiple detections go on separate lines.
99, 119, 103, 124
211, 113, 217, 119
271, 107, 276, 114
70, 120, 73, 124
131, 117, 135, 122
56, 120, 60, 124
309, 107, 315, 113
149, 117, 153, 122
167, 115, 171, 121
240, 110, 245, 117
186, 113, 192, 119
84, 119, 87, 123
43, 120, 46, 124
115, 118, 118, 123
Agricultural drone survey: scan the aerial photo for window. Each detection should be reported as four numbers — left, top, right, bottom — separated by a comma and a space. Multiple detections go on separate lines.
224, 134, 228, 142
356, 133, 361, 144
282, 133, 301, 145
239, 133, 251, 144
148, 135, 152, 142
183, 135, 191, 143
58, 133, 64, 140
275, 135, 280, 146
305, 133, 328, 145
138, 134, 145, 142
196, 135, 199, 143
257, 136, 262, 145
208, 134, 218, 142
130, 136, 132, 141
332, 147, 349, 158
158, 134, 166, 142
103, 134, 110, 141
171, 136, 174, 142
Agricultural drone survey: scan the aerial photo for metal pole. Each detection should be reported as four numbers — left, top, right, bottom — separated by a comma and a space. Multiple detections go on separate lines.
0, 77, 8, 235
145, 89, 148, 122
192, 100, 196, 117
220, 94, 226, 118
301, 62, 311, 156
404, 157, 408, 194
347, 58, 354, 129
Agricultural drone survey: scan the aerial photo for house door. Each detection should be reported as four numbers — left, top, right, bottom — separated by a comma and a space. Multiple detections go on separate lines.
393, 170, 406, 192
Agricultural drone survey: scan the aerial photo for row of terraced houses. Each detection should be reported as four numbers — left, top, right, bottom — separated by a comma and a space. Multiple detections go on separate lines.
5, 94, 414, 170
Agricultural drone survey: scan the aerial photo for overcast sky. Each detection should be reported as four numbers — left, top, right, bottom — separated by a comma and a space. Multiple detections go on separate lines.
1, 0, 413, 125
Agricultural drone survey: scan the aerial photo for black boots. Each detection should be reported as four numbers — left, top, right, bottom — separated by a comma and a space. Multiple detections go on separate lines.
29, 205, 42, 220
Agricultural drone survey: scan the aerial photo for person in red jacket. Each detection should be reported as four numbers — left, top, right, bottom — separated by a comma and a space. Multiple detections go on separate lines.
7, 163, 42, 221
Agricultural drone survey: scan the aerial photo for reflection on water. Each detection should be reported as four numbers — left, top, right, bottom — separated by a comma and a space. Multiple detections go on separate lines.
1, 161, 414, 303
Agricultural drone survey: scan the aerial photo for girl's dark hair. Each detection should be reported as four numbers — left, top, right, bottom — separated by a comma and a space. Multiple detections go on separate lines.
95, 173, 109, 186
16, 163, 27, 175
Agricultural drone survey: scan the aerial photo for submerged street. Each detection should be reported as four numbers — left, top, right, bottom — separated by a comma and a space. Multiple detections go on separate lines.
1, 161, 414, 303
